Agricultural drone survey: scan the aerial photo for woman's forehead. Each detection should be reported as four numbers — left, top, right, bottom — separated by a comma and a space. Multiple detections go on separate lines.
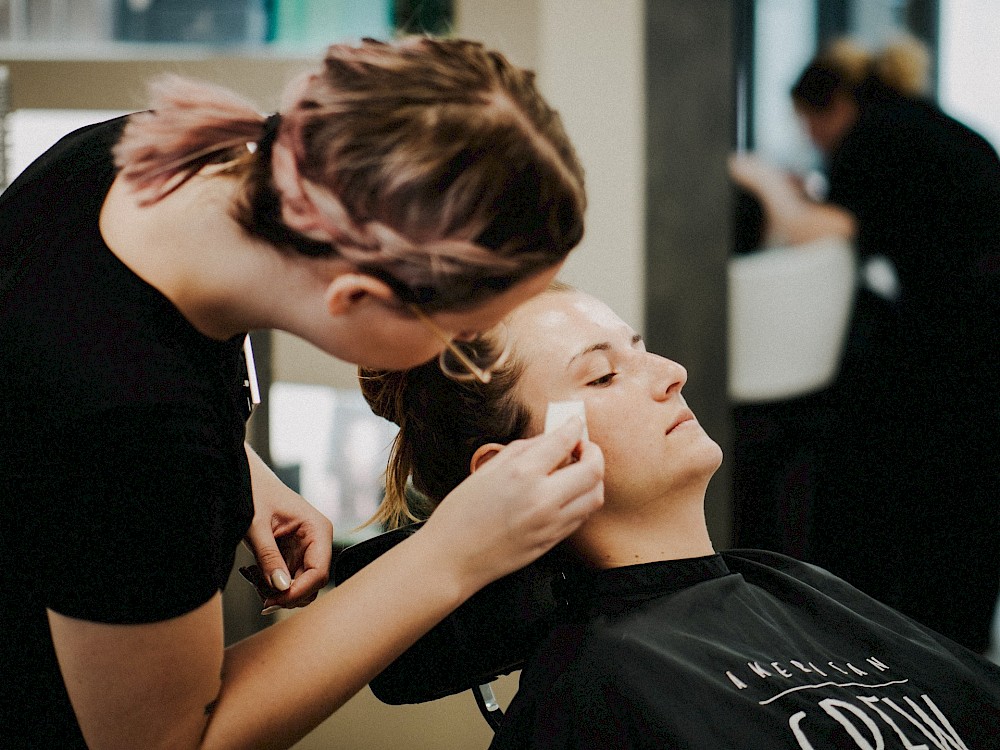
510, 292, 577, 345
510, 291, 625, 369
512, 291, 619, 336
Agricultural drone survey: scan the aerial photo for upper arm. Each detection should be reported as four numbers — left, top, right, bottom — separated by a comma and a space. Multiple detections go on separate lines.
48, 593, 225, 750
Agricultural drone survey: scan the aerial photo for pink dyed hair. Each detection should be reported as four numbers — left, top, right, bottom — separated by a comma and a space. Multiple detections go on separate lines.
113, 74, 265, 200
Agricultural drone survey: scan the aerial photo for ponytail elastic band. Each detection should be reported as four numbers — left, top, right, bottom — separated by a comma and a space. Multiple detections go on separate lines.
263, 112, 282, 139
250, 112, 282, 155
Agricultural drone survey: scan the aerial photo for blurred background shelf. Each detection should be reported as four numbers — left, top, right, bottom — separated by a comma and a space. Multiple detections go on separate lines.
0, 39, 320, 61
0, 0, 451, 108
0, 0, 450, 51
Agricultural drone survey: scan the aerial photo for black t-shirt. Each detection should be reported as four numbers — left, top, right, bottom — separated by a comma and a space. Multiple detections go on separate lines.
491, 550, 1000, 749
0, 118, 255, 747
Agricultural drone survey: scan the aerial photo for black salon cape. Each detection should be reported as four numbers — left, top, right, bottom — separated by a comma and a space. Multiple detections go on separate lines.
490, 550, 1000, 749
0, 118, 254, 747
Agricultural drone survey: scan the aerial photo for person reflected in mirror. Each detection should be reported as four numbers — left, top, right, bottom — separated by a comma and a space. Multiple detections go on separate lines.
728, 34, 1000, 654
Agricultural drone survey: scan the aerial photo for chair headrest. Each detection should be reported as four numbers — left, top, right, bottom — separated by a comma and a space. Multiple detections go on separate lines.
333, 523, 571, 705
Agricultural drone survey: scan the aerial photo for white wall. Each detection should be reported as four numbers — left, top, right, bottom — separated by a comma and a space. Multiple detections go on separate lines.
751, 0, 816, 170
534, 0, 646, 329
939, 0, 1000, 149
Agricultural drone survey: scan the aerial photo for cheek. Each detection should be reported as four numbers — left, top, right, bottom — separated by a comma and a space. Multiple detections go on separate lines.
585, 408, 643, 467
586, 397, 643, 439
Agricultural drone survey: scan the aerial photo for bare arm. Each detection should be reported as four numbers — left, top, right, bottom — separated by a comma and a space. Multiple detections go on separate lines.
49, 419, 603, 750
729, 153, 857, 245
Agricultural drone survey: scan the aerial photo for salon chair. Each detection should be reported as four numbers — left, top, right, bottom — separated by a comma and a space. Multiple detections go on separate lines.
333, 524, 572, 731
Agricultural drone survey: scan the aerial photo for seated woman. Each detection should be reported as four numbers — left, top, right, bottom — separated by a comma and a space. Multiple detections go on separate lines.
360, 283, 1000, 749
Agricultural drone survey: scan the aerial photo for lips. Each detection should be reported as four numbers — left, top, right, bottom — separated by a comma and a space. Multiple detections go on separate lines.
666, 410, 695, 434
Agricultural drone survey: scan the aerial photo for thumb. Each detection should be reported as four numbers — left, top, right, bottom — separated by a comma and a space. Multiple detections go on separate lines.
250, 538, 292, 593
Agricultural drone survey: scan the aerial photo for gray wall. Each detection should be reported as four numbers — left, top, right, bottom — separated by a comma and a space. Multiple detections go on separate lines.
645, 0, 735, 545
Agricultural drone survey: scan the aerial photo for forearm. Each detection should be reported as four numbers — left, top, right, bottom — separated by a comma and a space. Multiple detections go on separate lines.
54, 518, 475, 750
750, 178, 857, 245
202, 528, 470, 749
728, 153, 857, 245
245, 442, 291, 504
778, 201, 857, 245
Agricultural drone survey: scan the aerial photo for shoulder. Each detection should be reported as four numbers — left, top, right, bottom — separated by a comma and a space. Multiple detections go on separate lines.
721, 549, 1000, 662
722, 547, 826, 574
854, 96, 997, 167
722, 548, 879, 599
1, 116, 134, 300
2, 115, 130, 203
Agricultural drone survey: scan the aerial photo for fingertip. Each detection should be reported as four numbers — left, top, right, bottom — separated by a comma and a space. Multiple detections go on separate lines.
269, 569, 292, 592
291, 570, 330, 597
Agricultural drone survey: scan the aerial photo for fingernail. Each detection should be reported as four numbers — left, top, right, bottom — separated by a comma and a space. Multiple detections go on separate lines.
270, 570, 291, 591
260, 604, 283, 616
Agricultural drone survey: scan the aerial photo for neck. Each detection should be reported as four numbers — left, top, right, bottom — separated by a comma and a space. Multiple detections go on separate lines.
101, 172, 334, 341
570, 487, 715, 569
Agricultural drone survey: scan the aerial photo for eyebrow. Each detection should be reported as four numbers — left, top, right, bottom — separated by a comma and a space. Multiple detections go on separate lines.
566, 333, 643, 369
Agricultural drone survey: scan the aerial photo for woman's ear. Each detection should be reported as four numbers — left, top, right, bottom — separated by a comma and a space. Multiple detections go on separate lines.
470, 443, 505, 475
325, 274, 397, 316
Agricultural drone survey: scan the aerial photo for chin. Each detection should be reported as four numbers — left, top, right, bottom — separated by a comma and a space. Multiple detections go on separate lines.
707, 440, 724, 470
683, 439, 724, 485
683, 429, 724, 471
354, 347, 439, 372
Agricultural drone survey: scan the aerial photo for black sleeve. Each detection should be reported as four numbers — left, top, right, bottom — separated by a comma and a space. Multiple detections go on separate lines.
29, 403, 251, 624
827, 119, 916, 261
827, 105, 1000, 293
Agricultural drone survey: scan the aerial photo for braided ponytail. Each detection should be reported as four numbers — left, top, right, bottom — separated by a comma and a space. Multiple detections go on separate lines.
271, 36, 586, 311
115, 38, 586, 315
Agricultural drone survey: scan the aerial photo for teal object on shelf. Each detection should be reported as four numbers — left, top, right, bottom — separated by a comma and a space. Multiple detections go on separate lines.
272, 0, 393, 47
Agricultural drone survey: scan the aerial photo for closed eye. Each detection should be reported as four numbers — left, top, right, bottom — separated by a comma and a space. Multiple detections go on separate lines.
587, 372, 616, 387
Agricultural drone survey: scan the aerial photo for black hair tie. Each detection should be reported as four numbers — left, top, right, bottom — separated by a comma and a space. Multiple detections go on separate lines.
257, 112, 282, 154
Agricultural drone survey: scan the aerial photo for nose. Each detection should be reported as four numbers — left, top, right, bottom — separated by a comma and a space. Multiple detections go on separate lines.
650, 355, 686, 401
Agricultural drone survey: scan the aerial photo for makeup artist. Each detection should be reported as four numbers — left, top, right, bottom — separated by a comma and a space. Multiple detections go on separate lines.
0, 36, 603, 749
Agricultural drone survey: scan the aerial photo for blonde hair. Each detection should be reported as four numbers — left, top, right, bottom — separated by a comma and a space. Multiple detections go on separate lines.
114, 37, 586, 312
875, 36, 931, 98
792, 34, 931, 109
